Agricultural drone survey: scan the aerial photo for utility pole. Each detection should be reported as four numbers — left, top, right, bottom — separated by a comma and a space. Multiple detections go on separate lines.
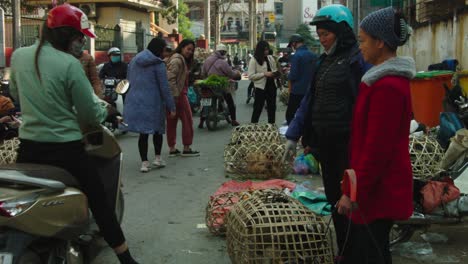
12, 0, 21, 49
249, 0, 257, 49
204, 0, 211, 47
214, 1, 220, 47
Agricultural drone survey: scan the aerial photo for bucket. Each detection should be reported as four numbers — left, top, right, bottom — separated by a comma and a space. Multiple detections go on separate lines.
410, 71, 454, 127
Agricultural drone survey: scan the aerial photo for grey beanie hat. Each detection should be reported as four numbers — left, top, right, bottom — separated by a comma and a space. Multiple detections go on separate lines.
360, 7, 407, 50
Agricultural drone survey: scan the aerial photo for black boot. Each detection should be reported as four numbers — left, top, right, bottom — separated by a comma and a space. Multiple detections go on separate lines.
117, 250, 139, 264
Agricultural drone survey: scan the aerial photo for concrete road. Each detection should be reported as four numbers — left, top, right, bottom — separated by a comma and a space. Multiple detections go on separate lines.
91, 80, 468, 264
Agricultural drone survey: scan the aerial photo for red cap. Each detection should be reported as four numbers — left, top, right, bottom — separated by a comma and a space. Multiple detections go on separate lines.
47, 4, 96, 38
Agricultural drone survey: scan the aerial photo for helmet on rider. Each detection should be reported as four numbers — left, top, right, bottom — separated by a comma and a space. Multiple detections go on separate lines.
47, 4, 96, 38
108, 47, 122, 63
108, 47, 121, 56
310, 4, 354, 29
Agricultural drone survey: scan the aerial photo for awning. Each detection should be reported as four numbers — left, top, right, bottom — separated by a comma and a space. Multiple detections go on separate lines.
221, 39, 240, 44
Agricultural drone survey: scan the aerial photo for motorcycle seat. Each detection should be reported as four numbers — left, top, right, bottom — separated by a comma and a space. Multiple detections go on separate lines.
0, 163, 81, 188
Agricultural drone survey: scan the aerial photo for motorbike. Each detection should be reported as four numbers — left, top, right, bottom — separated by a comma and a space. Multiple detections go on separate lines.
0, 125, 124, 264
199, 85, 231, 131
102, 78, 128, 133
390, 88, 468, 246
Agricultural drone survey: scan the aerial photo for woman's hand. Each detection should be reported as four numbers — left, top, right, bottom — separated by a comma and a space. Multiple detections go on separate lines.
169, 111, 176, 119
264, 72, 274, 78
0, 116, 12, 123
337, 195, 357, 215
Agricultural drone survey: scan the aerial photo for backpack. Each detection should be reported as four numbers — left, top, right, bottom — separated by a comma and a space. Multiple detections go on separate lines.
437, 112, 464, 149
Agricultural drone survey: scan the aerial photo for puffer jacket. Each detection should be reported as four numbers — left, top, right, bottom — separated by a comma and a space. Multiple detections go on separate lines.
166, 53, 188, 97
124, 49, 175, 134
286, 26, 371, 144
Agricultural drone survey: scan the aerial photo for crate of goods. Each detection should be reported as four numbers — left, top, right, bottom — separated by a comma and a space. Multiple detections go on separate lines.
226, 189, 334, 264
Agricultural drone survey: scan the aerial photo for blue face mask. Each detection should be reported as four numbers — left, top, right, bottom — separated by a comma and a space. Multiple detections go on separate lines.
111, 56, 121, 63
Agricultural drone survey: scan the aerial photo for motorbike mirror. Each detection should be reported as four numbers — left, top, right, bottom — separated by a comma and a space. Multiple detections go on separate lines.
115, 80, 130, 94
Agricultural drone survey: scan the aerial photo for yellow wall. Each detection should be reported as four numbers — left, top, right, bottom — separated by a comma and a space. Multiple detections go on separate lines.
96, 6, 151, 53
399, 12, 468, 71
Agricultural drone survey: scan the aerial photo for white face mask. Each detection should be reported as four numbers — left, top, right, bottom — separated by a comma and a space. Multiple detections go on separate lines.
69, 38, 86, 58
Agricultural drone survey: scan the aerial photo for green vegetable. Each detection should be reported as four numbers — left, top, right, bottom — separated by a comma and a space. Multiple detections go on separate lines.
195, 75, 229, 91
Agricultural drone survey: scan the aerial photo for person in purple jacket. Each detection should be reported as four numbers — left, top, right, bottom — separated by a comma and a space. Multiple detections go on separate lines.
200, 44, 241, 128
124, 38, 176, 172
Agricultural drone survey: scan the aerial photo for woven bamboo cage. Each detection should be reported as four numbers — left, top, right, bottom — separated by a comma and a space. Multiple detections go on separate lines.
205, 191, 253, 236
232, 123, 278, 134
226, 189, 334, 264
409, 135, 444, 180
230, 130, 283, 145
279, 89, 290, 106
224, 142, 290, 179
0, 138, 20, 165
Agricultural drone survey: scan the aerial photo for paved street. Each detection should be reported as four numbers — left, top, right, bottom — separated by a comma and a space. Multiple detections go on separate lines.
91, 80, 468, 264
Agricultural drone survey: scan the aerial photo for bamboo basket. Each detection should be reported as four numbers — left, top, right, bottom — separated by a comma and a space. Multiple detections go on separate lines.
230, 130, 283, 145
232, 123, 278, 134
224, 142, 290, 179
409, 134, 444, 180
0, 138, 20, 165
226, 189, 334, 264
205, 191, 252, 236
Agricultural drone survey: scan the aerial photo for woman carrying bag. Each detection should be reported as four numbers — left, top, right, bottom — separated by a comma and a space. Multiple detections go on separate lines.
248, 41, 279, 124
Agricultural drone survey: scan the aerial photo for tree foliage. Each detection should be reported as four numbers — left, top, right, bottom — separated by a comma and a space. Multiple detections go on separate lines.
178, 0, 194, 39
295, 24, 319, 48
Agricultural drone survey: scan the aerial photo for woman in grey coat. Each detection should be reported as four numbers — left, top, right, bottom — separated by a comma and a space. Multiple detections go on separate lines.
124, 38, 176, 172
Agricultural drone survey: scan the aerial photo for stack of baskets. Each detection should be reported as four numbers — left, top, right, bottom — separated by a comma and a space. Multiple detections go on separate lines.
226, 189, 334, 264
224, 124, 290, 179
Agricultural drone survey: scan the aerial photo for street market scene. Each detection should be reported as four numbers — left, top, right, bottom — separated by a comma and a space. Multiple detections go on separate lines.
0, 0, 467, 264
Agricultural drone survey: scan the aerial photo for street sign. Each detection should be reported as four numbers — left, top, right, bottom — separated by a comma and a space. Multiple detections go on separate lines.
269, 13, 275, 23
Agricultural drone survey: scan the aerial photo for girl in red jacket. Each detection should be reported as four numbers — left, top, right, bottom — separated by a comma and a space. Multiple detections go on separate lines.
337, 7, 416, 264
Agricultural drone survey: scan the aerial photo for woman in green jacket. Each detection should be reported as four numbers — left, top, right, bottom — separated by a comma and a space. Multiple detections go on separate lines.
10, 5, 138, 264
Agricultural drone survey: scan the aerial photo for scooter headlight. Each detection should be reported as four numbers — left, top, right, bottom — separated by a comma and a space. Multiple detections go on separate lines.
0, 194, 39, 218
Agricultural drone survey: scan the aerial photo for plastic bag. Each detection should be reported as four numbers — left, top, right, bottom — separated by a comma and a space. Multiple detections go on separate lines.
187, 86, 198, 104
293, 154, 309, 175
421, 178, 461, 213
293, 153, 319, 175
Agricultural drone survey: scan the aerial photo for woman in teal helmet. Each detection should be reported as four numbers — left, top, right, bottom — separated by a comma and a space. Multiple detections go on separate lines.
284, 4, 369, 262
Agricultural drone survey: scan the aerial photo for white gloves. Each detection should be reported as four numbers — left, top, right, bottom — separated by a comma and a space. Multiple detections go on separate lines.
282, 139, 297, 162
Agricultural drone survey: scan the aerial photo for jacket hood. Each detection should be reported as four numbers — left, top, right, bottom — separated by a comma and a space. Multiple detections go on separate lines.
214, 51, 226, 59
134, 49, 164, 67
170, 53, 185, 62
362, 56, 416, 86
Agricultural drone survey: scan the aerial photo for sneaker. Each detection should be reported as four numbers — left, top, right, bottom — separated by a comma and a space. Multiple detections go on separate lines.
152, 157, 166, 168
169, 149, 181, 157
140, 161, 150, 173
181, 149, 200, 157
231, 120, 240, 127
198, 122, 204, 129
